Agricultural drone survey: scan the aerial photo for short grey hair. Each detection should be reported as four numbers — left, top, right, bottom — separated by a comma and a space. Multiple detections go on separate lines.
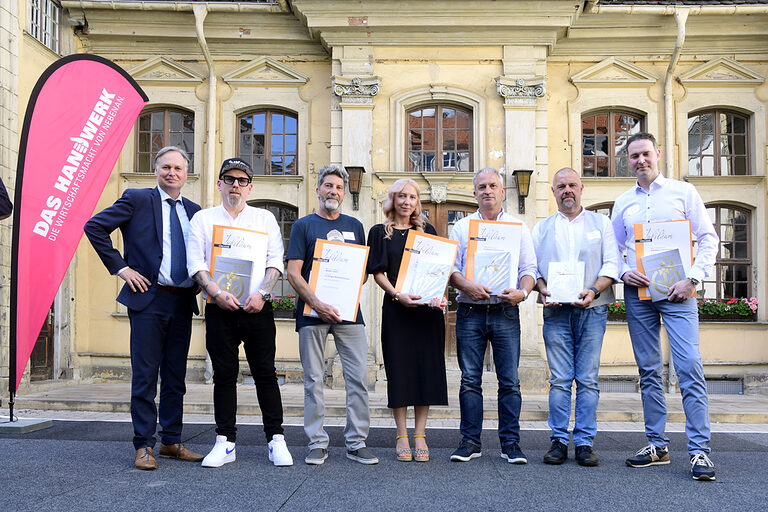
473, 167, 504, 189
154, 146, 191, 168
317, 164, 349, 189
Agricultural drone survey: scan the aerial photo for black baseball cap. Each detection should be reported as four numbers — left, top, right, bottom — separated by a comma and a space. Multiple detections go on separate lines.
219, 158, 253, 178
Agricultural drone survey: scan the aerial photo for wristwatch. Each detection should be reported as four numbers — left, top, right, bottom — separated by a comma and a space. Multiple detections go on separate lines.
259, 289, 272, 301
589, 286, 601, 299
688, 277, 700, 286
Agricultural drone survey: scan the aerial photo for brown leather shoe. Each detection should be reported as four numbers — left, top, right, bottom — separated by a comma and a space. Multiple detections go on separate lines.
158, 443, 205, 462
135, 447, 157, 470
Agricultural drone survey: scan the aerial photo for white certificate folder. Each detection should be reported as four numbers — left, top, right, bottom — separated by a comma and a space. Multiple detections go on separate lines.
303, 239, 370, 322
395, 230, 459, 303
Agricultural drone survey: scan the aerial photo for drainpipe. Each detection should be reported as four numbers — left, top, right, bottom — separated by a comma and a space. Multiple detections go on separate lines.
663, 8, 688, 178
193, 5, 217, 208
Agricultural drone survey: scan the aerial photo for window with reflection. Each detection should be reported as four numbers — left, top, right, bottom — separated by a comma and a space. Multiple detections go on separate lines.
135, 108, 195, 173
238, 110, 298, 175
581, 110, 643, 177
250, 201, 298, 298
688, 110, 749, 176
702, 204, 751, 299
408, 105, 472, 172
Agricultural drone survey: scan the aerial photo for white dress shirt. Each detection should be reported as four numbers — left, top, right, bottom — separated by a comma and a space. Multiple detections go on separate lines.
157, 187, 194, 287
531, 208, 619, 282
187, 204, 284, 298
611, 173, 718, 282
450, 209, 538, 304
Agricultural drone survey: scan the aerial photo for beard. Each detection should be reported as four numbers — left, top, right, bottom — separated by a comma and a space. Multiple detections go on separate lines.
322, 197, 340, 212
226, 193, 243, 209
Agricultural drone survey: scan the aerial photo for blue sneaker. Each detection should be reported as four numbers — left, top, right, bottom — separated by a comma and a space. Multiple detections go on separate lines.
450, 440, 482, 462
690, 453, 716, 481
501, 442, 527, 464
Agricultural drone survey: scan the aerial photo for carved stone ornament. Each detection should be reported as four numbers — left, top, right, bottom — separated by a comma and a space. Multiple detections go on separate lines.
430, 184, 447, 204
332, 76, 381, 98
496, 77, 546, 99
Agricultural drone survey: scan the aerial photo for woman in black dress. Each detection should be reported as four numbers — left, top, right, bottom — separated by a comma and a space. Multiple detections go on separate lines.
367, 178, 448, 462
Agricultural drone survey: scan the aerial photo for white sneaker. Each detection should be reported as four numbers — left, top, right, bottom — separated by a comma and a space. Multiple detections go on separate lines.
201, 435, 236, 468
268, 434, 294, 467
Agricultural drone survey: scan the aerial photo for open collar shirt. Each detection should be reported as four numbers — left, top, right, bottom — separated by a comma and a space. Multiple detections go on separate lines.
611, 173, 718, 282
450, 209, 538, 304
187, 204, 284, 299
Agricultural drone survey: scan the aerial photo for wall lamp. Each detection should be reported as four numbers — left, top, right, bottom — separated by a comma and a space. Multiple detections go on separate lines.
512, 169, 533, 214
345, 166, 365, 211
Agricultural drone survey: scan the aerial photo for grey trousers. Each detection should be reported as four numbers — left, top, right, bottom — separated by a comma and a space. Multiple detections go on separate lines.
298, 323, 370, 450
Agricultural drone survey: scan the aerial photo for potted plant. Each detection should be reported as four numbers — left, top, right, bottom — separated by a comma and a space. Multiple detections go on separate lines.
272, 295, 297, 319
607, 300, 626, 322
697, 297, 758, 322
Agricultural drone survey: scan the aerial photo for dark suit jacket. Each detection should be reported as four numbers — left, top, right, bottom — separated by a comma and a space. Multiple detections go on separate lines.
0, 177, 13, 220
84, 187, 201, 314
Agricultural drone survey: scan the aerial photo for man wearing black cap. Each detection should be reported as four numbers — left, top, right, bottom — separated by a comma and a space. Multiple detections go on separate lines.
187, 158, 293, 467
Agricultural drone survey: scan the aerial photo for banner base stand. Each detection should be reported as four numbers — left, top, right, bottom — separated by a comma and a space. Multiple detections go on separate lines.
0, 417, 53, 434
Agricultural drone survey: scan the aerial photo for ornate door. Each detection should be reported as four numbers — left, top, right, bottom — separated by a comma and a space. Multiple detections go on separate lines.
422, 201, 476, 364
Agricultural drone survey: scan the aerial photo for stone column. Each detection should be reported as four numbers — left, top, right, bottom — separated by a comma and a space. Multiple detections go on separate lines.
497, 64, 550, 393
328, 74, 380, 388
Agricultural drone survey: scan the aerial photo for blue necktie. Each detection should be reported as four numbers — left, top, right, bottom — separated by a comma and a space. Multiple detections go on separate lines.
167, 198, 187, 285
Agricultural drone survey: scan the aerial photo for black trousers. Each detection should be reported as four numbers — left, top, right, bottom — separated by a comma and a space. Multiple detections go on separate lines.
205, 302, 284, 442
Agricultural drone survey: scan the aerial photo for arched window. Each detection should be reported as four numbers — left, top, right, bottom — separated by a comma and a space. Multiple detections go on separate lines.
250, 201, 298, 298
408, 105, 472, 172
703, 204, 751, 299
135, 108, 195, 173
238, 110, 298, 175
581, 110, 643, 177
688, 109, 750, 176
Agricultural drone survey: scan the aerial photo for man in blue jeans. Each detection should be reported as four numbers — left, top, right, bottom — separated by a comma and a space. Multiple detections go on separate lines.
448, 168, 537, 464
612, 132, 718, 481
532, 168, 618, 467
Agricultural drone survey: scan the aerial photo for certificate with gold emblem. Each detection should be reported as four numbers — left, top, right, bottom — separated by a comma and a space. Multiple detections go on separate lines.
465, 219, 522, 295
303, 239, 370, 322
633, 219, 694, 301
641, 249, 685, 302
394, 230, 458, 303
208, 224, 268, 303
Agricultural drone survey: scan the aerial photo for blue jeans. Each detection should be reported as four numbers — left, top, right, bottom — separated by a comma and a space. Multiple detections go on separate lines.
455, 303, 522, 448
624, 285, 711, 455
542, 304, 607, 447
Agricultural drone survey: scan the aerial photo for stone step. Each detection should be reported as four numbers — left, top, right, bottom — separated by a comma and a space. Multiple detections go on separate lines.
7, 381, 768, 424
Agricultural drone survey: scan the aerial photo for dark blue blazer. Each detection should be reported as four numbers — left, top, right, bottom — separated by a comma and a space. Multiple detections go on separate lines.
84, 187, 201, 314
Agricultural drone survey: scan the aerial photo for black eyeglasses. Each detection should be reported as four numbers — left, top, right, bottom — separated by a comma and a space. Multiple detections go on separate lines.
221, 175, 251, 186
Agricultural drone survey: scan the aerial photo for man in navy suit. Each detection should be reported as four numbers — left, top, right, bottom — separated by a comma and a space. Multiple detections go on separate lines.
85, 146, 204, 470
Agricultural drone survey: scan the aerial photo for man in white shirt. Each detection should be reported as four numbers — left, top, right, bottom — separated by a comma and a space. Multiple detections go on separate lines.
532, 168, 618, 467
187, 158, 293, 468
448, 168, 537, 464
611, 132, 718, 481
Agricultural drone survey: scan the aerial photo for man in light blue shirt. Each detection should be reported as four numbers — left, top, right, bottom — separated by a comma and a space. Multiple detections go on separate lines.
448, 168, 537, 464
532, 168, 618, 467
612, 132, 718, 481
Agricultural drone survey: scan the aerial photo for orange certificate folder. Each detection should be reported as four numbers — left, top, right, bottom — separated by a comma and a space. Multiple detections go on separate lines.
303, 239, 370, 322
465, 218, 522, 294
634, 219, 694, 300
208, 224, 268, 304
394, 230, 459, 303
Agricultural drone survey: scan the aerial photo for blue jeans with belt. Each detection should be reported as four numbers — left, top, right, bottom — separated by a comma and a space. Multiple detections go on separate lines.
455, 302, 522, 449
542, 304, 607, 447
624, 285, 710, 455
